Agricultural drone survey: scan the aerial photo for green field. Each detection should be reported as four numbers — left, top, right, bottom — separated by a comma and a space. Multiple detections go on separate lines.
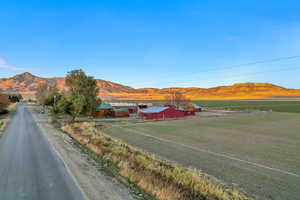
193, 100, 300, 113
105, 111, 300, 200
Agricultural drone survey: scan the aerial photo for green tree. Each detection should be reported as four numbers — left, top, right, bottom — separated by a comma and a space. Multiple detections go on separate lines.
8, 94, 22, 102
36, 83, 61, 112
36, 83, 48, 105
56, 95, 72, 115
65, 69, 100, 120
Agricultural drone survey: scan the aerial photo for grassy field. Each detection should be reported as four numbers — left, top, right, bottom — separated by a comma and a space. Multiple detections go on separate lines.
105, 111, 300, 200
193, 100, 300, 113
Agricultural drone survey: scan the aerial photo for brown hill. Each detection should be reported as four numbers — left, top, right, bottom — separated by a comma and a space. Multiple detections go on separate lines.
0, 72, 135, 96
1, 72, 300, 100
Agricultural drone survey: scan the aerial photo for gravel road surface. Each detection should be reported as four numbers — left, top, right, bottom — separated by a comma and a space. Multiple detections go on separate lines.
0, 103, 86, 200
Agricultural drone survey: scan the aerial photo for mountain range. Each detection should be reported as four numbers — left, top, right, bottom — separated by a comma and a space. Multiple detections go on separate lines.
0, 72, 300, 100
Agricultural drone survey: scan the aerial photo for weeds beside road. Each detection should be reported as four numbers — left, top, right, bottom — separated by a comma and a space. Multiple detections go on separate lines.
0, 103, 17, 136
0, 120, 5, 134
62, 122, 252, 200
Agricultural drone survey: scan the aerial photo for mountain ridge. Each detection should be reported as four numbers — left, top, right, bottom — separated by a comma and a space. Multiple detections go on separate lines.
1, 72, 300, 100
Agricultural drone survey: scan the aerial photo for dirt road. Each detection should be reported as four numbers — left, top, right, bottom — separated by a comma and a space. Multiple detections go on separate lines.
31, 104, 134, 200
0, 103, 134, 200
0, 103, 85, 199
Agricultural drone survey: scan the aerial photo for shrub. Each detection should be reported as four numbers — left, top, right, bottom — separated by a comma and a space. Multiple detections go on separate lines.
0, 94, 10, 111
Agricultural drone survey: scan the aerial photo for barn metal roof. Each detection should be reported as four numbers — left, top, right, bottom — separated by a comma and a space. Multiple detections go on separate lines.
193, 104, 202, 108
177, 107, 185, 111
109, 102, 137, 107
140, 106, 169, 113
114, 108, 129, 112
97, 102, 113, 110
137, 103, 153, 106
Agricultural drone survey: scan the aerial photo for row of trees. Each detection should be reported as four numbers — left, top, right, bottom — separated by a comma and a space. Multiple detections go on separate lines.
36, 69, 101, 121
8, 94, 22, 102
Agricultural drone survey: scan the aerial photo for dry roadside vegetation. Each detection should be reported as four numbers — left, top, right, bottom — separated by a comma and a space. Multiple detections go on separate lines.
0, 103, 18, 133
0, 120, 5, 133
0, 94, 16, 134
62, 122, 252, 200
0, 94, 10, 113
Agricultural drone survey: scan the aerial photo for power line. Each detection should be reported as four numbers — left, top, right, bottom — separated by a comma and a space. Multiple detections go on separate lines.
121, 63, 300, 87
160, 64, 300, 86
121, 55, 300, 86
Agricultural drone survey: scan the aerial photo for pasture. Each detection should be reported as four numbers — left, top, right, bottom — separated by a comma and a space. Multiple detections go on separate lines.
105, 111, 300, 200
194, 100, 300, 113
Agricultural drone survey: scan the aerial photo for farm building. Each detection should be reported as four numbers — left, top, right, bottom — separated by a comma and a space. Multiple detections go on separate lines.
137, 103, 152, 109
177, 106, 196, 116
109, 102, 137, 114
193, 104, 202, 112
93, 102, 114, 118
164, 103, 196, 116
184, 110, 195, 116
114, 108, 130, 117
139, 106, 185, 120
164, 103, 176, 108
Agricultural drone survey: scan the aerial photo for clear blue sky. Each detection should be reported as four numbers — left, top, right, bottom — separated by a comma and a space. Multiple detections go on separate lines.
1, 0, 300, 88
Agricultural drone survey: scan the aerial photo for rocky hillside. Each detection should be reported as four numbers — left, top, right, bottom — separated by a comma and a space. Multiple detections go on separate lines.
1, 72, 300, 100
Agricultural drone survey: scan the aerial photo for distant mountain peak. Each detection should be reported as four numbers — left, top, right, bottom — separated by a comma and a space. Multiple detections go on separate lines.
12, 72, 36, 81
21, 72, 33, 76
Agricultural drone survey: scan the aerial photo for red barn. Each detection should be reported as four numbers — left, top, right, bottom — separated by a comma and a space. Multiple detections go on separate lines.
183, 110, 196, 116
139, 106, 185, 120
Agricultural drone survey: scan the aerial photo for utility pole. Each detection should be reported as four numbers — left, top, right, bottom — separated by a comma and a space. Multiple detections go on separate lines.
169, 88, 173, 105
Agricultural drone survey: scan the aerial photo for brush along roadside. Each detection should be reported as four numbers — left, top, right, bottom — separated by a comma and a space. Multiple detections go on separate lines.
62, 122, 252, 200
0, 103, 17, 136
7, 103, 17, 112
0, 120, 5, 134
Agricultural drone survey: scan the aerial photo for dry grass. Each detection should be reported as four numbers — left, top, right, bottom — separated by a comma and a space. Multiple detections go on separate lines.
62, 122, 252, 200
0, 103, 17, 134
0, 120, 5, 133
7, 103, 17, 112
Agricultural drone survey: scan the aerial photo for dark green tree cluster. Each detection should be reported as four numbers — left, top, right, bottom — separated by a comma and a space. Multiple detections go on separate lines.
8, 94, 22, 102
36, 69, 101, 120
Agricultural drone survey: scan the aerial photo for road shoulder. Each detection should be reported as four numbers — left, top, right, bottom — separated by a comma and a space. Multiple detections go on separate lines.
30, 106, 135, 200
0, 103, 17, 136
